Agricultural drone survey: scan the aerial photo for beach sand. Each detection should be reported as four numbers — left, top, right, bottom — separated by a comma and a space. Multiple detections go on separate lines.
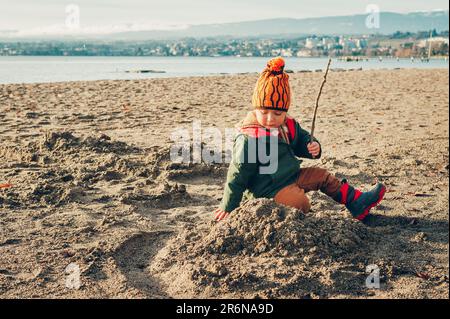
0, 68, 448, 298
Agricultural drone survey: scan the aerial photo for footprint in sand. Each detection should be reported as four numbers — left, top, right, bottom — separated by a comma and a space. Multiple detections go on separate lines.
113, 231, 173, 298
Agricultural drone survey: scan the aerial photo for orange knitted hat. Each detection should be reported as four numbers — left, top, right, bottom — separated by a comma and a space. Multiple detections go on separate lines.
252, 57, 291, 111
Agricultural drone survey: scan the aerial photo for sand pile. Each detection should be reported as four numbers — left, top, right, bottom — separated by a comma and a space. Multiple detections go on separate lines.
40, 131, 140, 155
151, 198, 381, 298
144, 142, 229, 181
0, 131, 148, 208
0, 131, 227, 210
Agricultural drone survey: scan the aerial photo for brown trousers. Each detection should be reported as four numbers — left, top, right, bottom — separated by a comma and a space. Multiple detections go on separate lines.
274, 167, 341, 213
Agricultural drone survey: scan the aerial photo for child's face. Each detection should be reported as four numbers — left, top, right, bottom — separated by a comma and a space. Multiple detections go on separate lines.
255, 109, 287, 129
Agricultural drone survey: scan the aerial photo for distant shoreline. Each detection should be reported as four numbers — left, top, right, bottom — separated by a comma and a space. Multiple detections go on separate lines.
0, 55, 449, 59
0, 56, 448, 85
1, 67, 449, 87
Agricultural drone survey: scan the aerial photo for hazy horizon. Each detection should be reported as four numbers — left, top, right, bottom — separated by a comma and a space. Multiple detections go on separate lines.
0, 0, 448, 37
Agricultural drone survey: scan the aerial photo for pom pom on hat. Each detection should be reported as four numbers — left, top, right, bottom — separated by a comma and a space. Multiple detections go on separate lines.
267, 57, 285, 75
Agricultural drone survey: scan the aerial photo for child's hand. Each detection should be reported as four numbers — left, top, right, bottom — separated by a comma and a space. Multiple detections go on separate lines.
213, 208, 229, 221
307, 142, 321, 157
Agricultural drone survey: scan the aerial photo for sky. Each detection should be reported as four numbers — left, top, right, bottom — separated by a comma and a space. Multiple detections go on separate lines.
0, 0, 448, 35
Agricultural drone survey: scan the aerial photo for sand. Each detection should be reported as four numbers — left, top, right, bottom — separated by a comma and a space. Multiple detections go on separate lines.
0, 68, 448, 298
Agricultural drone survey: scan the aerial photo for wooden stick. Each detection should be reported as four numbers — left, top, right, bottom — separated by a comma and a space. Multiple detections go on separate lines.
310, 58, 332, 142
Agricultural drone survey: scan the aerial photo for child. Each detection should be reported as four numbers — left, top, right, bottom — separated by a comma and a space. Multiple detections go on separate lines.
213, 57, 386, 222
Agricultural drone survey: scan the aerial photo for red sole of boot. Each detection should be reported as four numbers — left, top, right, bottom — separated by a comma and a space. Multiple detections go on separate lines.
356, 185, 387, 221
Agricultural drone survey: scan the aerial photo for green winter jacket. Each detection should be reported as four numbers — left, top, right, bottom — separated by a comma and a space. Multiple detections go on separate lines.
219, 111, 321, 213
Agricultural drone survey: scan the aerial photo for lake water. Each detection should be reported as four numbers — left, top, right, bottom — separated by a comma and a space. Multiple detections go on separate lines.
0, 56, 448, 84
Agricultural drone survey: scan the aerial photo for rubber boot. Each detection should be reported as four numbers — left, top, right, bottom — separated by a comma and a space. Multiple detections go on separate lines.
333, 179, 386, 221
